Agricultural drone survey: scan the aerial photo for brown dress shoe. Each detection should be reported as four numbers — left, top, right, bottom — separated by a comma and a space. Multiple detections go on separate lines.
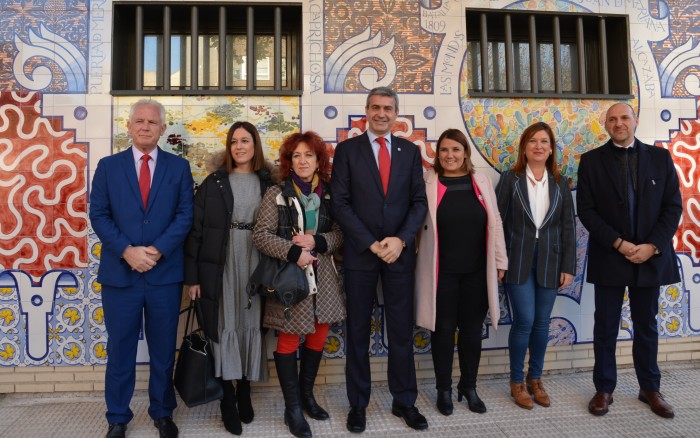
639, 390, 675, 418
510, 381, 533, 410
588, 391, 613, 416
526, 377, 551, 407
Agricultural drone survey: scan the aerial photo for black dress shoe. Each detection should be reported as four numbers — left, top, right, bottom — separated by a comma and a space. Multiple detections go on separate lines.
153, 416, 179, 438
105, 423, 127, 438
391, 401, 428, 430
346, 407, 366, 433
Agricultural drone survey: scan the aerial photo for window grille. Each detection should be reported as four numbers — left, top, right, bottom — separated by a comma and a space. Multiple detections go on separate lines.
466, 9, 632, 99
112, 3, 302, 95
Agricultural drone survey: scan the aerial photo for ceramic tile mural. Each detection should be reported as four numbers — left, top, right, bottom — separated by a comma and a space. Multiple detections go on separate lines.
0, 0, 698, 368
649, 0, 700, 98
112, 96, 300, 186
0, 0, 89, 93
323, 0, 443, 93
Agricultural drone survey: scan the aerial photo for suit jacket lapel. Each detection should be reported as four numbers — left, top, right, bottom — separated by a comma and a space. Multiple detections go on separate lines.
600, 141, 625, 200
387, 135, 404, 197
359, 132, 384, 195
122, 147, 144, 210
425, 170, 438, 227
635, 139, 649, 200
513, 172, 535, 224
541, 174, 560, 227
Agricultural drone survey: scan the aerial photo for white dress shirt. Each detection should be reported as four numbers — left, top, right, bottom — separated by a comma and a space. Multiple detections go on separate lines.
132, 146, 158, 188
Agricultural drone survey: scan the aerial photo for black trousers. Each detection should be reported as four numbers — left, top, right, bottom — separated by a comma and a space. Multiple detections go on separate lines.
593, 284, 661, 392
344, 267, 418, 408
431, 269, 488, 391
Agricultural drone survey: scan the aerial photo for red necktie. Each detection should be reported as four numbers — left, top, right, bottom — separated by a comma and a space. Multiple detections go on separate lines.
377, 137, 390, 195
139, 154, 151, 208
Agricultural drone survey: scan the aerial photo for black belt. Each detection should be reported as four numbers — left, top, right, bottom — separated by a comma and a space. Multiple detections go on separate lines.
231, 221, 255, 230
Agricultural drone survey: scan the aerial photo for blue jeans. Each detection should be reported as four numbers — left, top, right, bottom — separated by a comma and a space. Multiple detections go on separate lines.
506, 262, 558, 383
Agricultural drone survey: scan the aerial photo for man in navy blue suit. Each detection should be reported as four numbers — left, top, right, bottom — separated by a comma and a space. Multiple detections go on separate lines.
578, 103, 682, 419
90, 100, 194, 438
331, 87, 428, 433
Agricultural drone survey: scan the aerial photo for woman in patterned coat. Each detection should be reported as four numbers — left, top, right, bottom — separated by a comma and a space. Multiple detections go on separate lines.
253, 131, 345, 438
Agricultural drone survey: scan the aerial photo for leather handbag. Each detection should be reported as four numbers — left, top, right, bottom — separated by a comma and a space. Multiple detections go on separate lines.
173, 299, 224, 407
247, 199, 309, 320
248, 254, 309, 320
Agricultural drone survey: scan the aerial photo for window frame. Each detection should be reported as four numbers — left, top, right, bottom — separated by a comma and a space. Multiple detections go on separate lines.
111, 2, 302, 96
465, 8, 633, 99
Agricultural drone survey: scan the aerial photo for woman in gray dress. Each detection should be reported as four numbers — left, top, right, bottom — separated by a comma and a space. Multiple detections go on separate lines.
253, 131, 345, 438
184, 121, 275, 435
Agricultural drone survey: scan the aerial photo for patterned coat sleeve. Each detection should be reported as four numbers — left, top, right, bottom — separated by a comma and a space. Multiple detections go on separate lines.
317, 220, 343, 254
253, 186, 294, 261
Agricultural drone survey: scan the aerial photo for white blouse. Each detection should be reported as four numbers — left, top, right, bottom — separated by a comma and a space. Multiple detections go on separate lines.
525, 165, 549, 239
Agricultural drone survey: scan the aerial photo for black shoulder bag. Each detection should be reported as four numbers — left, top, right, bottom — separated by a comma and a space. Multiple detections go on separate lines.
248, 198, 309, 320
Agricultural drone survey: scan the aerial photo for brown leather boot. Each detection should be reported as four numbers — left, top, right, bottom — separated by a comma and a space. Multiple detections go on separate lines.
510, 381, 533, 410
526, 377, 551, 407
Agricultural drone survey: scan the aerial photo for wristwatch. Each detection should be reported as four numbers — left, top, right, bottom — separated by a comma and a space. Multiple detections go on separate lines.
401, 239, 406, 248
651, 244, 660, 255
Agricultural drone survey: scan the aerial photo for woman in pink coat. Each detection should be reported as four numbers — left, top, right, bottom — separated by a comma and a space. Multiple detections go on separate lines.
415, 129, 508, 416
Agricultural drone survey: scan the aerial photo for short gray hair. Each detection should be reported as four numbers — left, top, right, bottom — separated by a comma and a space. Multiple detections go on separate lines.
365, 87, 399, 111
129, 99, 166, 124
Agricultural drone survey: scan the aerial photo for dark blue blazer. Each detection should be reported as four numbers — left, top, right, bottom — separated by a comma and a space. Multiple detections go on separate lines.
89, 147, 194, 287
577, 139, 682, 287
331, 132, 427, 272
496, 170, 576, 289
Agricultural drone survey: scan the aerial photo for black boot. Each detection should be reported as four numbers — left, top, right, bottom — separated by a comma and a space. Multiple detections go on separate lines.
457, 386, 487, 414
436, 388, 454, 416
299, 346, 330, 421
221, 380, 243, 435
274, 352, 312, 438
236, 377, 254, 424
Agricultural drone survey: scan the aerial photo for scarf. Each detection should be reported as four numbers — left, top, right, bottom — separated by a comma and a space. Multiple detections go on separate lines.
291, 173, 321, 234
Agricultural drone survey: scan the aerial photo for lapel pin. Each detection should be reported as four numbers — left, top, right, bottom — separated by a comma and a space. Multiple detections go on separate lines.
652, 180, 656, 185
397, 148, 401, 151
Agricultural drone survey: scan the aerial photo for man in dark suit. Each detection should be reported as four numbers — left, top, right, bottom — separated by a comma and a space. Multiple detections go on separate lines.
331, 87, 428, 432
90, 100, 194, 438
577, 103, 682, 419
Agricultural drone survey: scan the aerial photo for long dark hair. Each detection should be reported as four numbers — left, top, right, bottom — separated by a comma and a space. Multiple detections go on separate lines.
225, 121, 265, 173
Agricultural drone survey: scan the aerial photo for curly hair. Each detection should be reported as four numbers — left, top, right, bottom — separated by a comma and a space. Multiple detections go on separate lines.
278, 131, 332, 182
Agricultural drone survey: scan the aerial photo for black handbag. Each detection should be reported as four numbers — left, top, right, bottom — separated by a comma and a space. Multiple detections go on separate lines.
173, 299, 224, 407
248, 199, 309, 320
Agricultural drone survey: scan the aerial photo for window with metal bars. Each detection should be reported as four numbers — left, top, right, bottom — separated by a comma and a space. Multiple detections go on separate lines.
111, 3, 302, 95
466, 9, 632, 99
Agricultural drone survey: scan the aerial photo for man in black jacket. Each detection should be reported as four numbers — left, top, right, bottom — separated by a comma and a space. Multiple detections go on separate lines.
577, 103, 682, 419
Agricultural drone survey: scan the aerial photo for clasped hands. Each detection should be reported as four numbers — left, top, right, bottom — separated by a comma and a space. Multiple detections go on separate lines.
123, 245, 162, 273
370, 237, 403, 264
617, 240, 655, 264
